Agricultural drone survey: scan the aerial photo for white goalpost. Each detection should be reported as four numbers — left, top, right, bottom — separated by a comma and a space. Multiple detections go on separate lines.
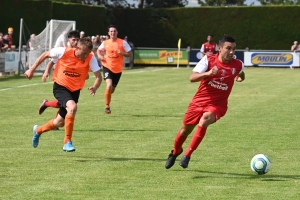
28, 19, 76, 71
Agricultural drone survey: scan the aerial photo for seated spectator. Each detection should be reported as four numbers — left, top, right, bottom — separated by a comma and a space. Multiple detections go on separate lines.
0, 35, 8, 52
291, 41, 299, 52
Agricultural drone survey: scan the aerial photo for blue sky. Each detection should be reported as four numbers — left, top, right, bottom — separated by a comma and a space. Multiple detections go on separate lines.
186, 0, 261, 6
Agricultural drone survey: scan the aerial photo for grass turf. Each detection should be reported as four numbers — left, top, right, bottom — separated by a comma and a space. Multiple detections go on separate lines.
0, 67, 300, 199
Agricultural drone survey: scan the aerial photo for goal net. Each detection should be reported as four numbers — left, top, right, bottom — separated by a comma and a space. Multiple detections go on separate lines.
28, 19, 76, 71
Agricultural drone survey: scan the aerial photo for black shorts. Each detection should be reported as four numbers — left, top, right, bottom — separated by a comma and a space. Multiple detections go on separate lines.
53, 82, 80, 119
102, 66, 122, 88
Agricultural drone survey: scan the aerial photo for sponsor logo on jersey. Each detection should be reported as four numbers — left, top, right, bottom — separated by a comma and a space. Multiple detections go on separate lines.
251, 53, 293, 65
208, 80, 228, 90
63, 70, 81, 77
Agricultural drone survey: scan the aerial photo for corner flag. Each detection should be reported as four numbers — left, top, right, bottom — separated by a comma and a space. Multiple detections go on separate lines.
178, 38, 181, 49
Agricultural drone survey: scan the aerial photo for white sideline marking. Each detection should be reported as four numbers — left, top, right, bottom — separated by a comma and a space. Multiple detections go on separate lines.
152, 69, 166, 72
123, 70, 145, 74
0, 82, 52, 92
0, 68, 169, 92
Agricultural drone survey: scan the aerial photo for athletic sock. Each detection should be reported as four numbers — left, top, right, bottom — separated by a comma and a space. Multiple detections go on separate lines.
173, 130, 187, 155
36, 119, 56, 135
64, 114, 75, 144
45, 100, 60, 108
184, 126, 207, 157
105, 89, 112, 108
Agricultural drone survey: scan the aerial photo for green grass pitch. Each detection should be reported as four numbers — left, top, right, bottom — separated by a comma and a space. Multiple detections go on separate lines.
0, 67, 300, 199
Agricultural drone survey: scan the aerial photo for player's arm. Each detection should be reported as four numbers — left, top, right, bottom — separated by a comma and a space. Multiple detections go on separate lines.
235, 60, 245, 82
97, 42, 105, 61
235, 71, 245, 82
200, 44, 205, 56
42, 60, 55, 82
24, 51, 51, 80
118, 41, 132, 57
87, 56, 102, 96
190, 56, 218, 82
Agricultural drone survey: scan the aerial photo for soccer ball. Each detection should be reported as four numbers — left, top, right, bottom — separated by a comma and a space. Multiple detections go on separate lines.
250, 154, 271, 175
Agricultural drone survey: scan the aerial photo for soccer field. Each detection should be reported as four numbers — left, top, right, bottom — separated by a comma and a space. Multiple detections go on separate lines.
0, 67, 300, 199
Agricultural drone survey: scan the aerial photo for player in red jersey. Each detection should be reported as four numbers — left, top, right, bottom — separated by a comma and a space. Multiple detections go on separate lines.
165, 35, 245, 169
200, 34, 218, 58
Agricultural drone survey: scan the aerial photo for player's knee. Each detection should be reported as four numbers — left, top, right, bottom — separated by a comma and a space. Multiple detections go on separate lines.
199, 113, 215, 126
54, 118, 64, 127
66, 102, 77, 115
180, 125, 194, 136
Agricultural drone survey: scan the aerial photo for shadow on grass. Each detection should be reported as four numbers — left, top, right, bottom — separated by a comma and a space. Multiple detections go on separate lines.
74, 129, 166, 132
184, 170, 300, 181
75, 157, 166, 162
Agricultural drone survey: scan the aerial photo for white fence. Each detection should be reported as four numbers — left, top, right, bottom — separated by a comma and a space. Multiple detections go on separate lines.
0, 51, 27, 73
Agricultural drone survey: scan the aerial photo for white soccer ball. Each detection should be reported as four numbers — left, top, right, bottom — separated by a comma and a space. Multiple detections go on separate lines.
250, 154, 271, 175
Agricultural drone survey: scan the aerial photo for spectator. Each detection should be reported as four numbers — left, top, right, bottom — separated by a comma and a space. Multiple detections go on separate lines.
0, 35, 8, 52
124, 36, 134, 67
80, 31, 85, 39
0, 32, 3, 37
27, 34, 36, 51
291, 41, 299, 52
7, 27, 13, 51
124, 36, 134, 49
2, 34, 9, 46
200, 34, 218, 59
54, 31, 67, 48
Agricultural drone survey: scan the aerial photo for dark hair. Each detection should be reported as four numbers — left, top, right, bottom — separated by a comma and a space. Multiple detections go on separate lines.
68, 30, 80, 39
219, 35, 236, 46
78, 37, 93, 50
208, 34, 213, 37
108, 25, 117, 31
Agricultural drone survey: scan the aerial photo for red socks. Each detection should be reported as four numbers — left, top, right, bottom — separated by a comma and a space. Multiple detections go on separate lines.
45, 100, 60, 108
184, 126, 207, 157
173, 130, 187, 155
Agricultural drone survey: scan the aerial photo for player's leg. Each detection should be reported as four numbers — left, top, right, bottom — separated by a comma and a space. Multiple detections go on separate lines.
179, 106, 226, 168
32, 113, 63, 148
179, 112, 215, 168
103, 66, 113, 114
38, 99, 60, 115
165, 124, 196, 169
165, 105, 201, 169
63, 99, 77, 152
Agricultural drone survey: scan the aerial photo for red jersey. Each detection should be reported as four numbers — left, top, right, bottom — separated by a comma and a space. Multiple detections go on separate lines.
201, 42, 217, 55
190, 54, 244, 108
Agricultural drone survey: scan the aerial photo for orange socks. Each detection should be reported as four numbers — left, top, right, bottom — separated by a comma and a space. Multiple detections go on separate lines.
64, 114, 75, 144
105, 89, 112, 108
36, 119, 56, 134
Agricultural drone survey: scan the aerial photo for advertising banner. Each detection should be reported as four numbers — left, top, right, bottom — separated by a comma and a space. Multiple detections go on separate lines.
134, 49, 188, 65
244, 52, 300, 67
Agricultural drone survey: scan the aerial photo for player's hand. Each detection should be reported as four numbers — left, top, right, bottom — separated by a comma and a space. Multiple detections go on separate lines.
209, 66, 218, 76
88, 86, 96, 96
235, 76, 243, 82
24, 69, 34, 80
42, 72, 49, 82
